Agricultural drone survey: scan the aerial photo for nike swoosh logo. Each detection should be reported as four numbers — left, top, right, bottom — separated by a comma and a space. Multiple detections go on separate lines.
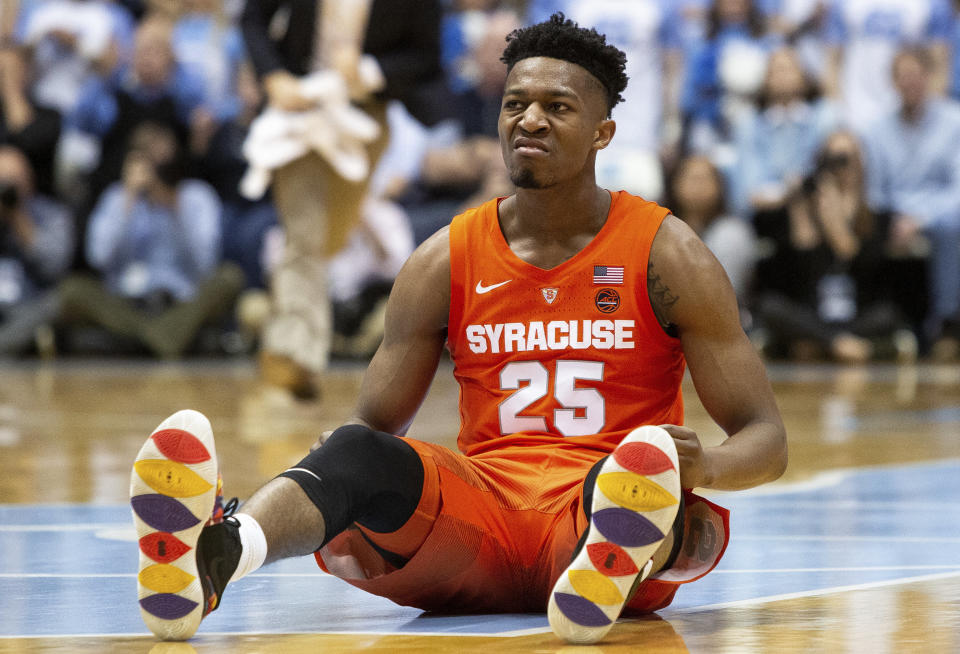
475, 279, 512, 294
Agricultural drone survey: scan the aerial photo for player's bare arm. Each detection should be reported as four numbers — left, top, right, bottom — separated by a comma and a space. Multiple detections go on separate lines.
649, 215, 787, 490
341, 226, 452, 436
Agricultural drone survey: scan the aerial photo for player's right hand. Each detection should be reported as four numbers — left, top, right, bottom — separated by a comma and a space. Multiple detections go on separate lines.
659, 424, 711, 490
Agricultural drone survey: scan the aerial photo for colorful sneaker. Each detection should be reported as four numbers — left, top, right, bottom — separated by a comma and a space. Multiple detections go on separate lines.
547, 425, 682, 644
131, 409, 227, 640
197, 470, 242, 618
196, 511, 242, 618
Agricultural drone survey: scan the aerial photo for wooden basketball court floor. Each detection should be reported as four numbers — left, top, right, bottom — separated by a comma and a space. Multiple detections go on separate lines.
2, 358, 960, 653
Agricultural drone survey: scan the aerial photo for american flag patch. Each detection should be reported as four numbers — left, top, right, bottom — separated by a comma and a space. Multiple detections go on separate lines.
593, 265, 624, 284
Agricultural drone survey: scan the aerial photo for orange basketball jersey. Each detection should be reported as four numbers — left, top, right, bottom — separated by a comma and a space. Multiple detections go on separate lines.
448, 190, 686, 456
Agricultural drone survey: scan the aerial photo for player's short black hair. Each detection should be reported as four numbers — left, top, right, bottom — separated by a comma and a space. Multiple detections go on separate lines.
500, 12, 628, 117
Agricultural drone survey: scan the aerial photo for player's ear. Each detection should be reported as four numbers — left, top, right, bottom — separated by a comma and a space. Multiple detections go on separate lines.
593, 119, 615, 151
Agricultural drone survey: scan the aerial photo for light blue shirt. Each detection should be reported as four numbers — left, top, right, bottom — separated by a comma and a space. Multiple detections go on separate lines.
172, 13, 246, 121
13, 0, 136, 114
68, 63, 206, 137
86, 180, 221, 301
732, 99, 838, 216
953, 15, 960, 99
824, 0, 952, 126
865, 99, 960, 228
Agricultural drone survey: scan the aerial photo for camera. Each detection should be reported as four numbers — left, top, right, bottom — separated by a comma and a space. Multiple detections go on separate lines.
818, 152, 851, 173
0, 182, 19, 210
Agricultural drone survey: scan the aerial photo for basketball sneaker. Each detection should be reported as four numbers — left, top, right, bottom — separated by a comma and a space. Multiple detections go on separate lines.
130, 410, 241, 640
547, 425, 682, 644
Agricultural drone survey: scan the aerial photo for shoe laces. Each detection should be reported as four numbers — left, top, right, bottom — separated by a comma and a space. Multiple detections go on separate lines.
207, 471, 240, 526
221, 497, 240, 526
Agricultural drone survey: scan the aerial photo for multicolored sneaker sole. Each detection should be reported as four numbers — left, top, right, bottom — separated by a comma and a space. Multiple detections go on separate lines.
548, 425, 681, 644
130, 410, 218, 641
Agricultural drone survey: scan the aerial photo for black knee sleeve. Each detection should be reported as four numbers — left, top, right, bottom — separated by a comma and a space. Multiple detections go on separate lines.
278, 425, 424, 547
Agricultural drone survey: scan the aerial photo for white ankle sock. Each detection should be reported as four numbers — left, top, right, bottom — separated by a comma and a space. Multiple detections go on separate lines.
230, 513, 268, 582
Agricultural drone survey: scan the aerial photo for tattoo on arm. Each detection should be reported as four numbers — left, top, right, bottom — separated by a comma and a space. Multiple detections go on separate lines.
647, 260, 679, 334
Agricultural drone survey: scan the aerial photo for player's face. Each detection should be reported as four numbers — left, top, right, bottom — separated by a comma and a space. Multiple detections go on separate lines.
498, 57, 612, 189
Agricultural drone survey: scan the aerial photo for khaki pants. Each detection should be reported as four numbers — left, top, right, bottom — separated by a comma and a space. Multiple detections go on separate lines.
264, 102, 389, 373
57, 264, 245, 358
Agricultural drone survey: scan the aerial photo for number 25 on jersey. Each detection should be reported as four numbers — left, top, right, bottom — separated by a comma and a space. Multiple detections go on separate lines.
498, 360, 606, 437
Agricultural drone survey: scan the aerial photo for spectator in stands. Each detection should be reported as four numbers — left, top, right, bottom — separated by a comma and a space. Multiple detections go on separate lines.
356, 100, 507, 253
767, 0, 830, 80
755, 130, 914, 363
68, 14, 206, 207
13, 0, 134, 116
443, 0, 521, 138
0, 42, 62, 197
681, 0, 774, 155
56, 121, 243, 358
172, 0, 246, 125
665, 154, 756, 307
0, 145, 74, 355
675, 0, 709, 52
824, 0, 952, 129
526, 0, 685, 199
865, 47, 960, 358
731, 45, 836, 217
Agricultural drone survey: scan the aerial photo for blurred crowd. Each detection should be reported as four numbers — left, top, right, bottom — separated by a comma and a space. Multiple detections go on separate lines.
1, 0, 960, 369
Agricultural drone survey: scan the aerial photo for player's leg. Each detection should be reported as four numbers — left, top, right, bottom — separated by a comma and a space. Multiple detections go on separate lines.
248, 423, 427, 563
131, 413, 424, 641
548, 425, 683, 644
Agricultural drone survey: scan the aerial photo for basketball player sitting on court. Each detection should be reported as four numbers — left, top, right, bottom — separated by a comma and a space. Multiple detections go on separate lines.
130, 13, 787, 644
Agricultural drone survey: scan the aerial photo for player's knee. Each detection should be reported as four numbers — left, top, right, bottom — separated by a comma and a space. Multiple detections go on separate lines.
323, 424, 398, 465
281, 424, 424, 542
312, 424, 424, 494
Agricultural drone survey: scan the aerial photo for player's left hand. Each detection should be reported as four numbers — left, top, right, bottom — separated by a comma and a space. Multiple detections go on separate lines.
659, 424, 711, 489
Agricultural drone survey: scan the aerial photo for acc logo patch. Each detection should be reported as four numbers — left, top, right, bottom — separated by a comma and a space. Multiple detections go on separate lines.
595, 288, 620, 313
541, 287, 559, 305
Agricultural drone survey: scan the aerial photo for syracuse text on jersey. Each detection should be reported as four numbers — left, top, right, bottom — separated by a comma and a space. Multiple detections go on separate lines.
464, 320, 637, 354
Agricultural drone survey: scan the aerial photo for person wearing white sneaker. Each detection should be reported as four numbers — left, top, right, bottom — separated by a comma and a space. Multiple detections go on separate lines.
131, 13, 787, 644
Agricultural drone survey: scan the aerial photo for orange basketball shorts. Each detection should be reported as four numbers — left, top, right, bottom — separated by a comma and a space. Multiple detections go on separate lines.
313, 437, 729, 614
